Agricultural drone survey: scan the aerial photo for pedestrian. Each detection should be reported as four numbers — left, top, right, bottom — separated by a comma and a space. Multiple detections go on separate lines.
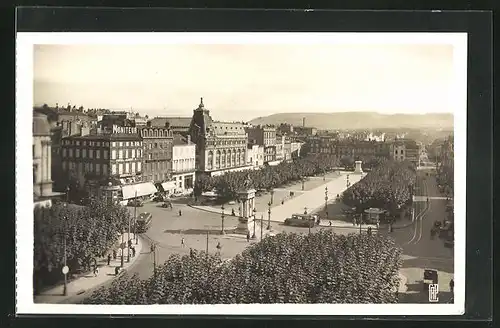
281, 200, 284, 205
216, 241, 222, 254
329, 221, 332, 227
190, 248, 194, 257
128, 239, 132, 248
179, 209, 182, 216
181, 237, 185, 247
150, 244, 155, 253
93, 266, 99, 277
246, 232, 250, 242
107, 253, 111, 265
131, 246, 136, 257
449, 279, 454, 293
112, 249, 117, 260
232, 208, 235, 216
367, 227, 372, 235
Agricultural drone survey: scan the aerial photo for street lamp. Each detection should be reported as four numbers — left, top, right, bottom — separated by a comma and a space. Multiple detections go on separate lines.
267, 202, 271, 230
270, 189, 274, 205
62, 203, 68, 296
221, 205, 225, 235
252, 208, 257, 239
324, 186, 329, 220
301, 176, 305, 191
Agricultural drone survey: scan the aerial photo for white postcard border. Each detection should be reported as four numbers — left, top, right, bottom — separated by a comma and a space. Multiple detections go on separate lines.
16, 32, 467, 315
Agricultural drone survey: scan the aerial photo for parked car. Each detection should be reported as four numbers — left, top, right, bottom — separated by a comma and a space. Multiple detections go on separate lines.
127, 199, 144, 207
423, 268, 438, 290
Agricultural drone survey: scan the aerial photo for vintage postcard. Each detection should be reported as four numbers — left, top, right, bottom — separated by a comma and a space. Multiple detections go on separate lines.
16, 32, 466, 315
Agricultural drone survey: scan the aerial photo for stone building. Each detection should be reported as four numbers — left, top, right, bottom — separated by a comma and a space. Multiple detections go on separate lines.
189, 98, 249, 176
139, 123, 174, 183
246, 124, 277, 164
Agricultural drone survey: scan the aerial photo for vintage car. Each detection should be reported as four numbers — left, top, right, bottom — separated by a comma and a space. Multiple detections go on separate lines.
284, 213, 316, 228
127, 199, 144, 207
423, 268, 439, 290
136, 212, 152, 233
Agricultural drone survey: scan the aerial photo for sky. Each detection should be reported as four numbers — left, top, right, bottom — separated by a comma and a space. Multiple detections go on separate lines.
33, 43, 455, 122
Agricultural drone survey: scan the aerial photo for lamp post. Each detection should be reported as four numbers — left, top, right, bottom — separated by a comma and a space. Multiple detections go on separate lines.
267, 202, 271, 230
134, 190, 138, 244
62, 203, 68, 296
120, 228, 125, 268
252, 208, 257, 239
221, 205, 225, 235
324, 186, 328, 220
270, 188, 274, 205
301, 176, 305, 191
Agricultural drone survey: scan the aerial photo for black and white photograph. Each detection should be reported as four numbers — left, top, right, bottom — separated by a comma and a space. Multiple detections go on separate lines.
16, 32, 467, 316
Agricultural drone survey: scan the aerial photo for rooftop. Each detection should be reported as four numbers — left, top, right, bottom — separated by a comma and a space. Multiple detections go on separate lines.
33, 112, 51, 136
62, 133, 142, 141
149, 117, 192, 128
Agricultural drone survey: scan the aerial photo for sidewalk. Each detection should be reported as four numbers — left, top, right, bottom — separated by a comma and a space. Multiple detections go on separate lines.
190, 171, 365, 225
34, 232, 143, 304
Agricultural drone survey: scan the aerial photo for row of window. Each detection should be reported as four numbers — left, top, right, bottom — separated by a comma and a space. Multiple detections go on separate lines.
62, 140, 142, 147
173, 158, 195, 172
145, 141, 172, 150
206, 152, 245, 170
146, 151, 171, 160
62, 148, 109, 159
62, 161, 109, 175
111, 161, 142, 175
112, 149, 142, 160
206, 139, 246, 146
144, 161, 170, 173
141, 129, 172, 138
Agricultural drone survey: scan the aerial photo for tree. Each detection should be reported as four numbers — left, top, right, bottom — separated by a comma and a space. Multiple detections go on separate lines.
33, 200, 131, 294
85, 230, 403, 304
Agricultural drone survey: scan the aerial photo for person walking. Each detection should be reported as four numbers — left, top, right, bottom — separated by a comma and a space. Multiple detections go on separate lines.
107, 253, 111, 265
329, 221, 332, 227
216, 241, 222, 254
112, 249, 117, 260
131, 246, 136, 257
246, 231, 250, 242
449, 279, 454, 293
179, 209, 182, 216
93, 266, 99, 277
181, 237, 185, 248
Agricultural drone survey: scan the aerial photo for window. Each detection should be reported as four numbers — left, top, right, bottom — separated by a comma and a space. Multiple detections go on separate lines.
112, 142, 116, 147
76, 141, 80, 146
82, 149, 87, 158
96, 163, 101, 174
112, 164, 117, 174
104, 150, 109, 159
89, 150, 93, 159
119, 142, 123, 147
96, 150, 100, 159
119, 150, 123, 159
69, 149, 73, 157
62, 161, 67, 170
62, 148, 66, 157
137, 161, 142, 172
118, 163, 123, 174
132, 149, 136, 158
103, 164, 108, 174
125, 142, 129, 147
83, 141, 87, 146
89, 163, 94, 173
124, 163, 129, 173
75, 149, 80, 158
111, 150, 116, 159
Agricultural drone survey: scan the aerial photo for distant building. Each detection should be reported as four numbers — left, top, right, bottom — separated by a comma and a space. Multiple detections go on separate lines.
275, 135, 285, 162
246, 125, 277, 164
293, 126, 317, 136
171, 134, 196, 192
189, 98, 250, 176
149, 116, 192, 136
139, 123, 174, 183
391, 138, 419, 165
33, 112, 63, 207
277, 123, 294, 135
247, 144, 264, 168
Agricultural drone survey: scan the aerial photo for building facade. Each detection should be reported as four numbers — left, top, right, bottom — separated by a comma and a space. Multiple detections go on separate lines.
391, 138, 419, 165
149, 116, 192, 136
189, 98, 249, 176
33, 112, 61, 207
171, 134, 196, 192
247, 144, 264, 168
139, 123, 174, 183
60, 125, 146, 198
246, 125, 277, 163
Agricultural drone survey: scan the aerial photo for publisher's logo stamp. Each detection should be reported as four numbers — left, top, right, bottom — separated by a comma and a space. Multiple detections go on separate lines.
429, 284, 439, 302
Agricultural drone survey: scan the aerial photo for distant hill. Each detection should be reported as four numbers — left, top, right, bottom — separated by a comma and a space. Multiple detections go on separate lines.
248, 112, 454, 130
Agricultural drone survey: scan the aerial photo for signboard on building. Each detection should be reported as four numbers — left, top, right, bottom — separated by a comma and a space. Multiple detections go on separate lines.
112, 125, 138, 134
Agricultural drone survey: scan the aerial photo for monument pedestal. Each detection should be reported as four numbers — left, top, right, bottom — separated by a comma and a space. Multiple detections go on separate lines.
234, 189, 256, 235
354, 160, 363, 174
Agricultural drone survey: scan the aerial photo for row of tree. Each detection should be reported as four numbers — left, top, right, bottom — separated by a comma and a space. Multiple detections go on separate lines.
33, 200, 132, 294
194, 155, 341, 201
341, 160, 416, 215
85, 230, 403, 304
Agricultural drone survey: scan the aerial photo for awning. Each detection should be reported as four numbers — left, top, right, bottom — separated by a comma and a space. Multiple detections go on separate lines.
161, 181, 177, 191
122, 182, 158, 199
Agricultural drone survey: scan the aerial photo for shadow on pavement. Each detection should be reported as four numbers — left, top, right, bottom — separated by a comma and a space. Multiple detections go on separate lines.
163, 228, 236, 235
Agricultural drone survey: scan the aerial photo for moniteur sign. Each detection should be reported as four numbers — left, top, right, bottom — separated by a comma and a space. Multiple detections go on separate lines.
112, 125, 137, 134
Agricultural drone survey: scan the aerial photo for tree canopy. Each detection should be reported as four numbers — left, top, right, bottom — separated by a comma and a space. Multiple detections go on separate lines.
85, 230, 402, 304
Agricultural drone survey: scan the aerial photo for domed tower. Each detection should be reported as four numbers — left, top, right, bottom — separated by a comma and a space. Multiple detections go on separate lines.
189, 98, 214, 171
